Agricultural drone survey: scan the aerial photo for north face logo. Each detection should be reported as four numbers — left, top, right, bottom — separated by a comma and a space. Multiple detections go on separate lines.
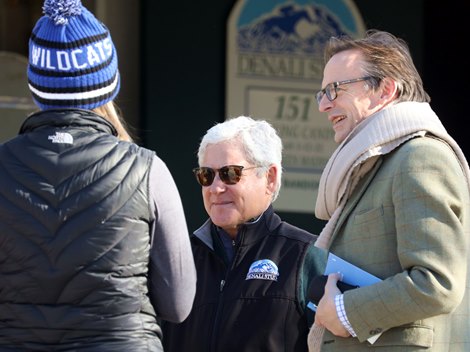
48, 132, 73, 144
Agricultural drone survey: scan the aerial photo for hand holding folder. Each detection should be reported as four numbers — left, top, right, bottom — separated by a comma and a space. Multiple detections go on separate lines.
308, 253, 383, 344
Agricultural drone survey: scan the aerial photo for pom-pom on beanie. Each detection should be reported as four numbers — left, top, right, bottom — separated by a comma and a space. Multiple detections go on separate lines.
27, 0, 120, 110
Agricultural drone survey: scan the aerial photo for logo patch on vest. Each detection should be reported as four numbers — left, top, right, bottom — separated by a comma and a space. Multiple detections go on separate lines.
48, 132, 73, 144
246, 259, 279, 281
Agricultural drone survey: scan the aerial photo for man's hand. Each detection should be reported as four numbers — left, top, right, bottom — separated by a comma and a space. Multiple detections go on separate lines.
314, 273, 351, 337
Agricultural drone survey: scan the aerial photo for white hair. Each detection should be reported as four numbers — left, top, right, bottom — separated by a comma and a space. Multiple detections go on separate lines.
197, 116, 283, 202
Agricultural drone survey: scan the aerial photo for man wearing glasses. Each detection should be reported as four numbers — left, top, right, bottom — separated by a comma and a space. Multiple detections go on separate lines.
161, 115, 328, 352
309, 30, 470, 351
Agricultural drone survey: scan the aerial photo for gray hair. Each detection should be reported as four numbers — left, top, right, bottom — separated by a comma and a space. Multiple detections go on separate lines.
197, 116, 283, 202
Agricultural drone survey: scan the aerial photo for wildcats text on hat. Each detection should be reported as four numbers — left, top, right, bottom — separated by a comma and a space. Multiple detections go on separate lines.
30, 37, 113, 71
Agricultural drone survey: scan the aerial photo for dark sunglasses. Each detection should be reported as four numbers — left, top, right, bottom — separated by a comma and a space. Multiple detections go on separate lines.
192, 165, 260, 187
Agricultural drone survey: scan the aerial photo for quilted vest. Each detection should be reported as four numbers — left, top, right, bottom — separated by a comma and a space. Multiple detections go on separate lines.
0, 109, 161, 351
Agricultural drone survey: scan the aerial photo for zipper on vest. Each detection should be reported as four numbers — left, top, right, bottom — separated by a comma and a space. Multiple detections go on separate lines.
220, 279, 225, 292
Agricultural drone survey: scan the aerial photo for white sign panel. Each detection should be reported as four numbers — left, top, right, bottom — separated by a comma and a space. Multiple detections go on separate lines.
226, 0, 366, 213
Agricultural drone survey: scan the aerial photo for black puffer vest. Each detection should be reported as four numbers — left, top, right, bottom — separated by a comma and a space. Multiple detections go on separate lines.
0, 109, 161, 351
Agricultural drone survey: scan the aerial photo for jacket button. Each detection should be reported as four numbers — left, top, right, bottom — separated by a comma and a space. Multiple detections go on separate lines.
369, 328, 382, 335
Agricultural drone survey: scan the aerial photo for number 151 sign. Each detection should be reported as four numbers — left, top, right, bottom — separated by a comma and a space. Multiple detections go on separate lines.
226, 0, 365, 212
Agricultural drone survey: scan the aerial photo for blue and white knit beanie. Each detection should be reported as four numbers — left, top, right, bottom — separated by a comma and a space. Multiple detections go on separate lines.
27, 0, 120, 110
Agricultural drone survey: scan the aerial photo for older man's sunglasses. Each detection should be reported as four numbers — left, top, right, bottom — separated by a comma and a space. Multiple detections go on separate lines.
192, 165, 259, 186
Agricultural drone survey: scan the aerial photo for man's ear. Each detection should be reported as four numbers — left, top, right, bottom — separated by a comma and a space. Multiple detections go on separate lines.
379, 77, 398, 103
266, 165, 278, 195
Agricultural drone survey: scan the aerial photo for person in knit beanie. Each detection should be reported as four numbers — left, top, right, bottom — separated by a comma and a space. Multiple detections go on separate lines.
27, 0, 131, 140
0, 1, 197, 351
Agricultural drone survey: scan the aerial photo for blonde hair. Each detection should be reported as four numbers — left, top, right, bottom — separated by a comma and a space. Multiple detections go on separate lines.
93, 102, 134, 142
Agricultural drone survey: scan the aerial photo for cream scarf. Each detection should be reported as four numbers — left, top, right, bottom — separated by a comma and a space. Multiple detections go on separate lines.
308, 101, 470, 351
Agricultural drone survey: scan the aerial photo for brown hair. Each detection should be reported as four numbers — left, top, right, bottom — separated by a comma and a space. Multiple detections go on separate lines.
323, 29, 430, 103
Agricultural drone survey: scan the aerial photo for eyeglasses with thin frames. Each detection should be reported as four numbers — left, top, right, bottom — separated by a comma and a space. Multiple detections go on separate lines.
315, 76, 375, 104
192, 165, 260, 187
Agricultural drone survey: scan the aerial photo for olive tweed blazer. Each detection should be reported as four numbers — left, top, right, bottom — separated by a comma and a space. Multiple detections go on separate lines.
321, 136, 470, 351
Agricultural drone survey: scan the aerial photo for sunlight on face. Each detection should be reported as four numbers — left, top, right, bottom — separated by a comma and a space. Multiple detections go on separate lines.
200, 141, 272, 237
318, 49, 383, 143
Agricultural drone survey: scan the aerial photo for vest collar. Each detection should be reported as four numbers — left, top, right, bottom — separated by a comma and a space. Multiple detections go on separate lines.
19, 108, 118, 136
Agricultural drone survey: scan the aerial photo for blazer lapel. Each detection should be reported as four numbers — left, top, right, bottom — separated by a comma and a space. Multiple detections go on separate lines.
330, 157, 383, 243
